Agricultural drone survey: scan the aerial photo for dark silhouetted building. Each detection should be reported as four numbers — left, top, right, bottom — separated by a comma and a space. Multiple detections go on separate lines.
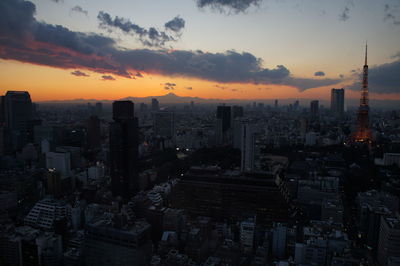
110, 101, 139, 200
331, 88, 345, 118
3, 91, 33, 151
86, 116, 101, 151
310, 100, 319, 119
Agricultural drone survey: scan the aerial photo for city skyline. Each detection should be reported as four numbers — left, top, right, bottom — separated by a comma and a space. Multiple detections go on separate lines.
1, 0, 400, 101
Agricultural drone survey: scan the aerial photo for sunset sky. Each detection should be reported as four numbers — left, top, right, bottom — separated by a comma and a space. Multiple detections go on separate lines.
0, 0, 399, 102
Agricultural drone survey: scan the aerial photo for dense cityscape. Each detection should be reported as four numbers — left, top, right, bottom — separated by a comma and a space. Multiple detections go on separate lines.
1, 46, 400, 265
1, 0, 400, 265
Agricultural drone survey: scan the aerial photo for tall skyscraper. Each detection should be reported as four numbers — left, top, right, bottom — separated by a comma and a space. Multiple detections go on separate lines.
353, 44, 372, 142
330, 88, 345, 118
240, 122, 255, 173
216, 106, 232, 145
153, 111, 176, 146
217, 106, 231, 133
310, 100, 319, 119
151, 98, 159, 112
3, 91, 32, 150
110, 101, 139, 199
86, 116, 101, 152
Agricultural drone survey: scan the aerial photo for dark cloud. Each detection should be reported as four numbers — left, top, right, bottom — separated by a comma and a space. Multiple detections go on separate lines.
196, 0, 261, 13
164, 82, 176, 90
50, 0, 63, 3
339, 6, 350, 21
165, 16, 185, 32
71, 70, 89, 77
185, 87, 193, 90
0, 0, 340, 91
71, 6, 88, 16
102, 75, 115, 81
314, 71, 325, 77
97, 11, 184, 47
339, 74, 345, 79
384, 4, 400, 25
348, 59, 400, 94
135, 72, 143, 78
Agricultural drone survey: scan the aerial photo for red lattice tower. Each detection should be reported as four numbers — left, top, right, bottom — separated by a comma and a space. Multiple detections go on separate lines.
353, 44, 372, 142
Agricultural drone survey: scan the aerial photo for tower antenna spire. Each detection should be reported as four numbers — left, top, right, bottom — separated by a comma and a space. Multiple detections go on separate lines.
365, 42, 368, 65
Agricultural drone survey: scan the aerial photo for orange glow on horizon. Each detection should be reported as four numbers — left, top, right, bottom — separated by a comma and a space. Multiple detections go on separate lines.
1, 59, 399, 102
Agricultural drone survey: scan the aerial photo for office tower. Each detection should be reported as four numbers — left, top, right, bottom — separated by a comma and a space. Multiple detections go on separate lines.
310, 100, 319, 119
353, 44, 372, 142
274, 99, 278, 109
293, 100, 300, 111
216, 106, 232, 145
3, 91, 32, 150
377, 213, 400, 266
232, 106, 244, 119
110, 101, 139, 199
331, 88, 345, 118
153, 112, 176, 142
84, 217, 152, 266
151, 98, 159, 111
217, 106, 231, 133
86, 116, 101, 151
240, 123, 255, 173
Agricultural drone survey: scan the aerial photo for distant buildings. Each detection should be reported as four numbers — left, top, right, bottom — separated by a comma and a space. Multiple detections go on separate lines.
377, 213, 400, 266
331, 88, 345, 118
110, 101, 139, 200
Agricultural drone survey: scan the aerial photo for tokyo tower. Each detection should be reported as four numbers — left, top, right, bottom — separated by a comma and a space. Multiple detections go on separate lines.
353, 44, 372, 142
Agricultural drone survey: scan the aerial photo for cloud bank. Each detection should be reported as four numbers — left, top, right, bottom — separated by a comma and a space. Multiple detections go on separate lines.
0, 0, 347, 91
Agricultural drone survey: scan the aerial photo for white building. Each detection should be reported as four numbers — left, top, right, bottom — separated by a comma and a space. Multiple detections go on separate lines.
24, 198, 71, 230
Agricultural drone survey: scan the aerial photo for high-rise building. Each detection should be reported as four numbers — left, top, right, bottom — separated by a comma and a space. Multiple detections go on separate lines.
241, 123, 255, 173
151, 98, 159, 112
86, 115, 101, 151
310, 100, 319, 119
153, 112, 176, 143
272, 223, 287, 259
353, 44, 372, 142
110, 101, 139, 199
217, 106, 231, 132
216, 106, 232, 145
3, 91, 33, 150
331, 88, 345, 118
